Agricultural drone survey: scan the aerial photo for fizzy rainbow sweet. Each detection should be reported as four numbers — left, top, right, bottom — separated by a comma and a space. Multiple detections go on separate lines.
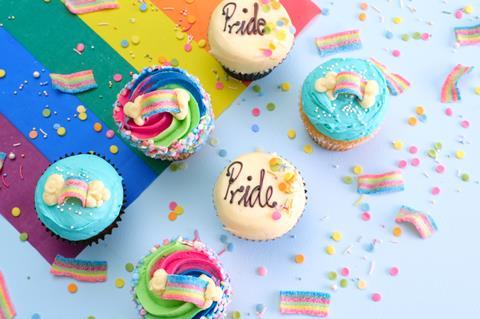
50, 255, 107, 282
63, 0, 119, 15
0, 271, 15, 319
50, 70, 97, 94
440, 64, 474, 103
454, 23, 480, 46
316, 29, 362, 57
279, 291, 331, 317
369, 58, 410, 96
357, 171, 405, 194
395, 206, 437, 239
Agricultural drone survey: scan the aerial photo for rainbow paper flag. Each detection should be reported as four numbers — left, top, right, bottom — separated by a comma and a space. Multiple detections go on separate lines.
50, 70, 97, 94
64, 0, 119, 15
0, 272, 16, 319
315, 30, 362, 57
50, 255, 107, 282
357, 171, 404, 195
163, 274, 208, 307
440, 64, 474, 103
280, 291, 331, 317
454, 23, 480, 46
369, 58, 410, 96
395, 206, 437, 239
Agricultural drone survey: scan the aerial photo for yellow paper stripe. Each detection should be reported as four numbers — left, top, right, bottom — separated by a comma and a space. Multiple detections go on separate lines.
78, 0, 245, 117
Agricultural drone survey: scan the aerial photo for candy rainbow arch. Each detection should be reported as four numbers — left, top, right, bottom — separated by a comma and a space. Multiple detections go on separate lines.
395, 206, 437, 239
440, 64, 474, 103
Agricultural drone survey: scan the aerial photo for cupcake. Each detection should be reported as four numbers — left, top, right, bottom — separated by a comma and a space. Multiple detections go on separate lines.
132, 237, 232, 319
213, 151, 307, 241
300, 58, 389, 151
208, 0, 295, 81
34, 154, 125, 243
113, 66, 214, 161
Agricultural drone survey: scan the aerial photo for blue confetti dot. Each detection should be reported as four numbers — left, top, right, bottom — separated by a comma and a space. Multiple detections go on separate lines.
321, 8, 330, 16
365, 243, 375, 252
385, 31, 394, 39
251, 124, 260, 133
218, 149, 227, 157
121, 40, 129, 48
32, 314, 41, 319
139, 2, 147, 11
53, 123, 60, 130
276, 20, 284, 27
256, 304, 265, 313
360, 202, 370, 212
226, 243, 235, 252
418, 114, 428, 122
220, 234, 228, 244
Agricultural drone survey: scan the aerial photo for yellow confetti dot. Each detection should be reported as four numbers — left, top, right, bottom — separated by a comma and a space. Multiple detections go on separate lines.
464, 5, 474, 14
287, 129, 296, 139
174, 206, 184, 215
407, 117, 417, 126
331, 231, 342, 242
115, 278, 125, 288
11, 207, 21, 217
76, 105, 86, 113
187, 15, 196, 24
392, 226, 402, 237
110, 145, 119, 154
198, 39, 207, 48
131, 35, 141, 45
271, 0, 281, 9
392, 140, 404, 150
279, 82, 291, 91
325, 246, 335, 255
475, 86, 480, 95
294, 254, 305, 264
57, 127, 67, 136
393, 16, 403, 24
78, 112, 87, 121
357, 279, 367, 290
455, 150, 465, 159
176, 31, 185, 40
415, 105, 425, 115
93, 122, 103, 132
352, 165, 363, 175
276, 29, 287, 41
29, 130, 38, 139
0, 69, 6, 78
303, 144, 313, 154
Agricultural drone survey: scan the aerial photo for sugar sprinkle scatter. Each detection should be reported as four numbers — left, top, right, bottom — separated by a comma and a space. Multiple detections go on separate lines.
315, 29, 362, 57
395, 206, 438, 239
279, 291, 331, 317
63, 0, 119, 15
50, 255, 108, 282
0, 272, 16, 319
357, 171, 405, 195
50, 70, 98, 94
440, 64, 474, 103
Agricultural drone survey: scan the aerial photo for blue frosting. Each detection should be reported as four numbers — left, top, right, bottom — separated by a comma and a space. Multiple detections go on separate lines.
34, 154, 124, 241
301, 58, 388, 141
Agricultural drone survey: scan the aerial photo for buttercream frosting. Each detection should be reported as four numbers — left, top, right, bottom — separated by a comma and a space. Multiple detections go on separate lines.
34, 154, 124, 241
301, 58, 389, 141
213, 152, 307, 241
208, 0, 295, 74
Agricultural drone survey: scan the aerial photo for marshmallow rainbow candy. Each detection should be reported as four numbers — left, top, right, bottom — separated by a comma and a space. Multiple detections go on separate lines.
63, 0, 119, 15
315, 29, 362, 57
50, 255, 108, 282
454, 23, 480, 46
279, 291, 331, 317
395, 206, 438, 239
50, 70, 97, 94
357, 171, 405, 195
440, 64, 474, 103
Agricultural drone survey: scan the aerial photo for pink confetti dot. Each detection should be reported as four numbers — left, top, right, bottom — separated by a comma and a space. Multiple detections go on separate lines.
262, 49, 273, 57
252, 107, 261, 117
398, 160, 407, 169
76, 43, 85, 52
408, 146, 418, 154
445, 108, 453, 116
162, 239, 170, 245
392, 49, 401, 57
410, 158, 420, 167
460, 120, 470, 128
106, 129, 115, 139
421, 33, 430, 41
389, 267, 399, 276
215, 81, 224, 90
113, 74, 123, 82
272, 211, 282, 220
361, 212, 371, 221
455, 10, 463, 19
257, 266, 268, 276
435, 164, 445, 174
431, 186, 440, 195
184, 43, 192, 52
169, 201, 177, 210
340, 267, 350, 277
371, 293, 382, 302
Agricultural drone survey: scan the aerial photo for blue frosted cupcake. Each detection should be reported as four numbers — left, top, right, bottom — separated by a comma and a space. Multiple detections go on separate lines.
300, 58, 389, 151
34, 154, 125, 243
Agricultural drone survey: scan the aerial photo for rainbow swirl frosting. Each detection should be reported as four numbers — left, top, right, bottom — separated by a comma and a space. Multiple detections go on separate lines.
113, 67, 214, 160
132, 238, 232, 319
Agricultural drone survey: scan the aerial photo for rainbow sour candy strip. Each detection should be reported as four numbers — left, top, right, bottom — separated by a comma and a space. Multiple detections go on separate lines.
50, 70, 97, 94
64, 0, 119, 15
280, 291, 331, 317
140, 90, 182, 118
50, 255, 107, 282
162, 274, 208, 307
0, 272, 16, 319
0, 152, 6, 173
333, 72, 364, 100
315, 29, 362, 57
369, 58, 410, 96
395, 206, 437, 239
454, 23, 480, 46
440, 64, 474, 103
357, 171, 404, 195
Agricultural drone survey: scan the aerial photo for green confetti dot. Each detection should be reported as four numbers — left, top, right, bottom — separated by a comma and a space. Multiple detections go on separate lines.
231, 311, 241, 319
42, 108, 51, 118
461, 173, 470, 182
434, 142, 442, 151
327, 271, 337, 280
87, 316, 96, 319
412, 32, 421, 39
342, 176, 354, 184
19, 232, 28, 241
401, 34, 410, 41
170, 58, 179, 67
339, 278, 348, 288
427, 149, 437, 158
125, 263, 134, 273
266, 102, 276, 111
252, 84, 261, 93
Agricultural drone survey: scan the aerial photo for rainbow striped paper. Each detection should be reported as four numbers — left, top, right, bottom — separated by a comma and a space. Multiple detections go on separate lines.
395, 206, 437, 239
162, 274, 208, 307
357, 171, 404, 195
50, 70, 97, 94
0, 272, 16, 319
280, 291, 331, 317
369, 58, 410, 96
64, 0, 119, 15
440, 64, 474, 103
50, 255, 107, 282
0, 152, 6, 173
455, 23, 480, 46
316, 29, 362, 57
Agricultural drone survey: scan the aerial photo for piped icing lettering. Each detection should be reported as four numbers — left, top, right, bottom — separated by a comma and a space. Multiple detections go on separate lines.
222, 2, 266, 35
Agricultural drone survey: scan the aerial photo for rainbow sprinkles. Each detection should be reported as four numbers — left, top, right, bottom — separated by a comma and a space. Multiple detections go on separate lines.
50, 70, 97, 94
440, 64, 474, 103
315, 30, 362, 57
0, 271, 16, 319
50, 255, 107, 282
454, 23, 480, 46
64, 0, 119, 15
280, 291, 331, 317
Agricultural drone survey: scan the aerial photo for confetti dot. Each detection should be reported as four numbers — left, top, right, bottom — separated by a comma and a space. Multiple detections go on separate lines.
325, 246, 335, 255
78, 112, 87, 121
327, 271, 337, 280
106, 129, 115, 139
76, 43, 85, 53
407, 117, 417, 126
331, 231, 342, 242
303, 144, 313, 154
120, 40, 129, 48
464, 5, 474, 14
445, 108, 453, 116
174, 206, 184, 215
360, 202, 370, 211
412, 32, 421, 40
371, 293, 382, 302
435, 165, 445, 174
131, 35, 140, 45
279, 82, 290, 91
392, 140, 404, 150
434, 142, 442, 151
113, 74, 123, 82
218, 149, 227, 157
87, 316, 95, 319
251, 124, 260, 133
168, 212, 177, 221
340, 267, 349, 276
0, 69, 6, 78
198, 39, 207, 48
19, 232, 28, 241
93, 122, 103, 132
475, 87, 480, 95
361, 212, 371, 221
231, 311, 241, 319
29, 130, 38, 139
392, 49, 401, 57
125, 263, 134, 273
392, 16, 403, 24
342, 176, 353, 185
257, 266, 268, 276
392, 226, 402, 237
398, 160, 407, 169
461, 173, 470, 182
169, 201, 178, 210
408, 146, 418, 154
352, 165, 363, 175
251, 107, 260, 117
460, 120, 470, 128
421, 33, 430, 41
389, 266, 399, 276
385, 31, 394, 39
431, 186, 440, 195
455, 150, 465, 159
401, 34, 409, 41
170, 58, 179, 67
359, 2, 368, 10
115, 278, 125, 288
139, 2, 147, 11
41, 107, 51, 117
410, 158, 420, 167
226, 243, 234, 252
272, 210, 282, 220
110, 145, 119, 154
427, 149, 437, 159
339, 278, 348, 288
287, 129, 296, 139
415, 106, 425, 115
358, 12, 367, 21
57, 127, 66, 136
266, 102, 276, 111
256, 304, 265, 313
67, 283, 78, 293
76, 105, 86, 113
455, 10, 463, 19
11, 207, 21, 217
357, 279, 367, 290
220, 234, 228, 244
294, 254, 305, 264
33, 71, 41, 79
31, 314, 41, 319
252, 85, 261, 93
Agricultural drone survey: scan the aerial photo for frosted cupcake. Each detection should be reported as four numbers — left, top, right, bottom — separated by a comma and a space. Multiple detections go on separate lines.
113, 66, 214, 161
300, 58, 389, 151
34, 154, 125, 243
132, 237, 232, 319
208, 0, 295, 81
213, 151, 307, 241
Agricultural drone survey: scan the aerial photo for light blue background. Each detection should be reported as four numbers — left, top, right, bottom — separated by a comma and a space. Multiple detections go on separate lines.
2, 0, 480, 318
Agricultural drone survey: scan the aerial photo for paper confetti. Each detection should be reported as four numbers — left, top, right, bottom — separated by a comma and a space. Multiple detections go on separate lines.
369, 58, 410, 96
50, 255, 107, 282
0, 272, 16, 319
50, 70, 97, 94
357, 171, 405, 194
395, 206, 437, 239
64, 0, 119, 15
454, 23, 480, 46
440, 64, 474, 103
280, 291, 331, 317
315, 30, 362, 57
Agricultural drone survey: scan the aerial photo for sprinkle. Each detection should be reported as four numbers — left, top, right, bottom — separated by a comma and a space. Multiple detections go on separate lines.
51, 255, 107, 282
0, 69, 6, 79
252, 107, 261, 117
287, 129, 296, 139
231, 311, 241, 319
50, 70, 97, 94
398, 160, 407, 169
109, 145, 119, 154
315, 29, 362, 57
440, 64, 474, 103
125, 263, 134, 273
435, 165, 445, 174
0, 272, 16, 319
294, 254, 305, 264
460, 120, 470, 128
279, 82, 291, 91
63, 0, 118, 14
392, 226, 402, 237
93, 122, 103, 132
251, 124, 260, 133
395, 206, 437, 239
392, 17, 403, 24
115, 278, 125, 288
168, 212, 177, 221
29, 130, 38, 139
266, 102, 276, 111
19, 232, 28, 241
67, 283, 78, 294
340, 267, 349, 276
218, 149, 227, 157
327, 272, 337, 280
252, 85, 262, 93
78, 112, 87, 121
257, 266, 268, 276
339, 278, 348, 288
392, 140, 404, 150
106, 130, 115, 139
455, 150, 465, 159
42, 108, 51, 117
454, 23, 480, 46
325, 246, 335, 255
368, 260, 376, 275
357, 279, 367, 290
11, 207, 21, 217
389, 267, 399, 276
303, 144, 313, 154
358, 12, 367, 21
361, 212, 371, 221
431, 187, 440, 195
342, 176, 353, 184
461, 173, 470, 182
352, 165, 363, 175
371, 293, 382, 302
357, 171, 404, 194
331, 231, 342, 241
279, 291, 331, 317
369, 58, 410, 95
410, 158, 420, 166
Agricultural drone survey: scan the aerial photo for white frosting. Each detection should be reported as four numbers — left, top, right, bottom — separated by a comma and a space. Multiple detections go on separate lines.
214, 152, 306, 240
208, 0, 295, 74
